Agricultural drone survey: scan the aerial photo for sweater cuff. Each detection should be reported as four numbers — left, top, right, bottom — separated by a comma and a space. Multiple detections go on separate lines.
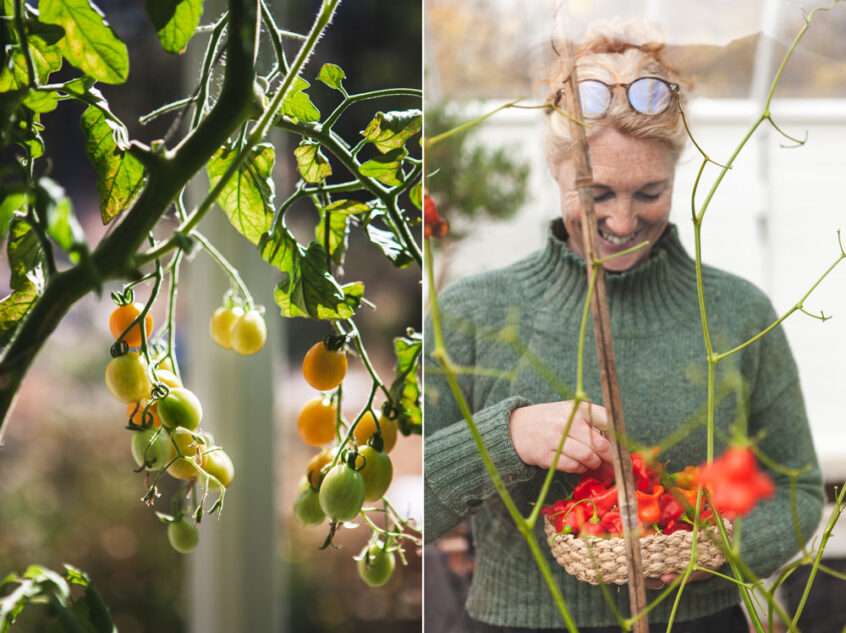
425, 395, 535, 520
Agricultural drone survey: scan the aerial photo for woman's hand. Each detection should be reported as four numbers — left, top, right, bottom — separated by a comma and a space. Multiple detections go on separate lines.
509, 401, 612, 472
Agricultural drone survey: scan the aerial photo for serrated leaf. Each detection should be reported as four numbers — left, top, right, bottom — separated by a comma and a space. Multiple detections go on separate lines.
207, 143, 275, 245
361, 110, 421, 154
7, 217, 45, 291
145, 0, 203, 54
315, 207, 349, 266
359, 148, 406, 186
280, 77, 320, 124
261, 230, 360, 320
81, 105, 145, 223
316, 63, 345, 92
0, 27, 63, 108
366, 222, 413, 268
63, 566, 89, 588
0, 278, 40, 350
324, 199, 371, 215
40, 0, 129, 84
389, 331, 421, 434
294, 141, 331, 184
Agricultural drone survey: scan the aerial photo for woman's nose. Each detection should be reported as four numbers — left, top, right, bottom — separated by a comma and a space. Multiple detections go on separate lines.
603, 198, 637, 235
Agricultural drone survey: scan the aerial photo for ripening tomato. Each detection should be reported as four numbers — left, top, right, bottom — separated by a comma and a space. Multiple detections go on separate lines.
203, 447, 235, 488
105, 352, 151, 403
307, 450, 333, 489
319, 462, 365, 522
357, 541, 395, 587
293, 477, 326, 525
155, 369, 182, 389
209, 306, 244, 350
158, 387, 203, 431
302, 341, 347, 391
297, 398, 337, 446
168, 518, 199, 554
358, 445, 393, 501
231, 310, 267, 356
353, 412, 398, 453
127, 401, 160, 428
131, 428, 175, 471
109, 303, 153, 347
167, 428, 205, 480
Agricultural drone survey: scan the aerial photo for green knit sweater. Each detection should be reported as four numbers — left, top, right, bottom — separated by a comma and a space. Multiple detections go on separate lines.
424, 220, 823, 629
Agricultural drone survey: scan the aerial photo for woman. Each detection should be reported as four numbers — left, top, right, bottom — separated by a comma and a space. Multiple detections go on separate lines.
424, 21, 823, 633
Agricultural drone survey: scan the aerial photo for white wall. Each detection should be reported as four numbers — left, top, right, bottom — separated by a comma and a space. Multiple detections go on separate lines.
439, 98, 846, 480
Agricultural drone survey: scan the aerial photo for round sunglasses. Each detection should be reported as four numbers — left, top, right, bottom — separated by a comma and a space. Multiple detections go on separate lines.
554, 76, 680, 119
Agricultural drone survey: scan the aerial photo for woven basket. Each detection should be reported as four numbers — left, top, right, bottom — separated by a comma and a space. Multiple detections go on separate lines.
544, 517, 730, 585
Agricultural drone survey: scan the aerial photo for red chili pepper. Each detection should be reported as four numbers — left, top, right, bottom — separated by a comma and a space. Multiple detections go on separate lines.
592, 486, 618, 515
424, 194, 449, 238
599, 510, 622, 535
584, 462, 615, 487
572, 477, 607, 501
698, 447, 775, 519
659, 492, 684, 524
636, 485, 664, 525
631, 452, 657, 492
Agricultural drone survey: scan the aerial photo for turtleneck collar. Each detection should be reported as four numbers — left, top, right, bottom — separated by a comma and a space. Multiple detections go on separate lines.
516, 218, 703, 335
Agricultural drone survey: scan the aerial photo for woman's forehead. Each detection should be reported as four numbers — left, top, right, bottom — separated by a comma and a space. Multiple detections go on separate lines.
576, 50, 667, 84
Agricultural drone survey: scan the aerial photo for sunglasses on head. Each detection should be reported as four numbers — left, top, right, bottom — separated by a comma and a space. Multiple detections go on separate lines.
554, 76, 680, 119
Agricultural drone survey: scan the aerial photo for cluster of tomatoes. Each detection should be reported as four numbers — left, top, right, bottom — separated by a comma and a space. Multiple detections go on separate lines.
542, 447, 773, 538
104, 298, 265, 554
293, 339, 399, 588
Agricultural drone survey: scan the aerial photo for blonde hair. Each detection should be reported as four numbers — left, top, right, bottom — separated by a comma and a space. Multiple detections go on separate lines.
544, 19, 688, 166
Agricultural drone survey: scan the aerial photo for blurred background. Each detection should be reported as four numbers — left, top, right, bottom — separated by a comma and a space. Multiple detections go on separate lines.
0, 1, 421, 632
425, 1, 846, 631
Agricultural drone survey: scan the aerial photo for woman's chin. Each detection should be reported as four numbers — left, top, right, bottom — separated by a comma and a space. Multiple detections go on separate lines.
599, 251, 643, 273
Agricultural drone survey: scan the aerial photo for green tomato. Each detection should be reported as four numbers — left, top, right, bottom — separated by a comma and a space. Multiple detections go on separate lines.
167, 428, 205, 480
358, 445, 393, 501
158, 387, 203, 431
168, 518, 199, 554
209, 306, 243, 350
203, 447, 235, 488
293, 478, 325, 525
357, 541, 395, 588
131, 428, 175, 471
105, 352, 150, 403
231, 310, 267, 356
318, 463, 365, 522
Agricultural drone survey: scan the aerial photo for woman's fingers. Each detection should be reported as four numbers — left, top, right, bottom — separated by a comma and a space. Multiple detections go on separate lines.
546, 437, 603, 471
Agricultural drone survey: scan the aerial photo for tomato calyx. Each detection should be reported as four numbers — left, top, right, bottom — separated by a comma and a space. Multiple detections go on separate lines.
324, 334, 349, 353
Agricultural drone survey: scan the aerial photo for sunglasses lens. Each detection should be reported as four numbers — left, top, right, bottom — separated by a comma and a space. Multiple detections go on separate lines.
628, 78, 672, 114
578, 80, 611, 119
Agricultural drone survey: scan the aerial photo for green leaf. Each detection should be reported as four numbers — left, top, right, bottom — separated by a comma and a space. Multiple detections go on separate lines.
315, 207, 349, 266
388, 331, 422, 434
8, 217, 45, 291
323, 199, 371, 215
361, 110, 421, 154
0, 27, 63, 109
409, 180, 422, 210
63, 566, 90, 588
316, 63, 346, 92
0, 193, 26, 241
359, 148, 406, 186
261, 230, 360, 320
40, 0, 130, 84
280, 77, 320, 124
366, 222, 413, 268
145, 0, 204, 54
293, 141, 331, 184
81, 105, 146, 223
207, 143, 275, 245
341, 281, 364, 313
0, 279, 40, 349
36, 178, 85, 261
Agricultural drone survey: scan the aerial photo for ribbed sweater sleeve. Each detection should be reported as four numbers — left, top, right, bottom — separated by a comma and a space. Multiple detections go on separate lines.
423, 285, 535, 542
737, 300, 824, 578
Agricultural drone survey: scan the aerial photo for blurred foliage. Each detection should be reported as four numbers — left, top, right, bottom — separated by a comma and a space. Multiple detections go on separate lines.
424, 104, 529, 236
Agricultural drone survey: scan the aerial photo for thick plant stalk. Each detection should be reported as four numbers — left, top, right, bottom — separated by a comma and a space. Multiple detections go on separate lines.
560, 40, 650, 632
0, 0, 262, 438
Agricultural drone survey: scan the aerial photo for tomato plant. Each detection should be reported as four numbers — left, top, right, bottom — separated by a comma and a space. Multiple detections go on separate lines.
356, 540, 396, 588
0, 0, 422, 618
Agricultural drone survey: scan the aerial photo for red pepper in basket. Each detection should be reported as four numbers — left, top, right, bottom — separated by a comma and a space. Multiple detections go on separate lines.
636, 485, 663, 525
572, 477, 606, 501
698, 446, 775, 519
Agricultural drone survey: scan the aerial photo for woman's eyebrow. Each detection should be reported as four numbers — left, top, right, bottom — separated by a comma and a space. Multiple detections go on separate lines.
639, 180, 669, 191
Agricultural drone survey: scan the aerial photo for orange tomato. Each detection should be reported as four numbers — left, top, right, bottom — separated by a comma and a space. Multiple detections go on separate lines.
127, 401, 160, 428
353, 411, 397, 453
302, 341, 347, 391
109, 303, 153, 347
297, 398, 337, 447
